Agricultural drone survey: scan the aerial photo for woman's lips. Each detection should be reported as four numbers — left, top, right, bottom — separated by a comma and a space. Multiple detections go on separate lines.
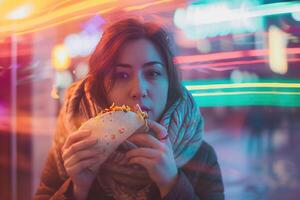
140, 106, 151, 113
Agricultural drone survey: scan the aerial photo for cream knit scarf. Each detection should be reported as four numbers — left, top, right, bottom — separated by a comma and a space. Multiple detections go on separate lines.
53, 78, 203, 199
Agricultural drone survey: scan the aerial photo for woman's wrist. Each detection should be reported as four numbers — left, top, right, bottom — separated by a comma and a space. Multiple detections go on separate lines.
158, 174, 179, 198
73, 184, 90, 200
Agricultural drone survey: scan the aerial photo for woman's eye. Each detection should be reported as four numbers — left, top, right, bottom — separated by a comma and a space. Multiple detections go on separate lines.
114, 72, 129, 79
147, 70, 161, 79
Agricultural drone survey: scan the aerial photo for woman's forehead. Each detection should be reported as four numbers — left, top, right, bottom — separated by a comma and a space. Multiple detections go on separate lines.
117, 39, 164, 63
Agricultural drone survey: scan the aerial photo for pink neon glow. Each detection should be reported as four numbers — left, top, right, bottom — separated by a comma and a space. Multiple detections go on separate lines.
179, 58, 300, 70
174, 48, 300, 64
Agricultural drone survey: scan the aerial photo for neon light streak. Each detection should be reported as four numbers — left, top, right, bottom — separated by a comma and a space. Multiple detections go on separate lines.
192, 91, 300, 97
174, 48, 300, 64
248, 2, 300, 18
0, 0, 115, 36
183, 79, 300, 107
177, 2, 300, 26
14, 8, 114, 36
189, 89, 300, 107
185, 82, 300, 91
179, 58, 300, 70
0, 0, 176, 37
125, 0, 172, 11
191, 93, 300, 107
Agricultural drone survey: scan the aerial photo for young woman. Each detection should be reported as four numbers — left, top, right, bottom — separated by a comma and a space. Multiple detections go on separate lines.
35, 18, 224, 200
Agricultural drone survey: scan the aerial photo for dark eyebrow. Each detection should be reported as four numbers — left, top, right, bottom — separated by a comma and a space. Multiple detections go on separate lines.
115, 61, 164, 69
115, 64, 131, 68
143, 61, 164, 67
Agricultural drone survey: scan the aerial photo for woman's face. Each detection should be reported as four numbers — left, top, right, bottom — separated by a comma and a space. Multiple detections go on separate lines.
105, 39, 169, 121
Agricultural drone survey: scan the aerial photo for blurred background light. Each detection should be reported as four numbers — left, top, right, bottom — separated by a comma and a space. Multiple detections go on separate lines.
0, 0, 113, 37
6, 3, 34, 19
291, 11, 300, 21
268, 25, 288, 75
183, 79, 300, 107
54, 70, 73, 89
64, 15, 103, 58
230, 70, 259, 83
51, 44, 71, 71
73, 62, 89, 80
50, 86, 59, 100
174, 1, 300, 39
174, 48, 300, 65
64, 31, 101, 58
196, 38, 212, 53
2, 1, 300, 200
173, 0, 262, 39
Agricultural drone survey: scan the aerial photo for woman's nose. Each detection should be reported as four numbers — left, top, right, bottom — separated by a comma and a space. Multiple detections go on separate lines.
130, 75, 147, 99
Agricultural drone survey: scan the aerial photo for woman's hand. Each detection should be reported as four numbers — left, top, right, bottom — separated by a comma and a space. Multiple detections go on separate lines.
125, 120, 178, 197
62, 130, 100, 200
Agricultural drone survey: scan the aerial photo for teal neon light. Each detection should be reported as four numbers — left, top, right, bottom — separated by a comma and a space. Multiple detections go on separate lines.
182, 79, 300, 107
174, 1, 300, 38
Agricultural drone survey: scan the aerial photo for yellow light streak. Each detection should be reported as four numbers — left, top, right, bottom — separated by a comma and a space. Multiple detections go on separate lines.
0, 0, 174, 37
185, 82, 300, 90
38, 0, 78, 15
0, 0, 115, 35
14, 8, 114, 36
192, 91, 300, 96
124, 0, 172, 11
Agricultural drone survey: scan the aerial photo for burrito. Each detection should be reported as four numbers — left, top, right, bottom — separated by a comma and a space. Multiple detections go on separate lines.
78, 104, 148, 172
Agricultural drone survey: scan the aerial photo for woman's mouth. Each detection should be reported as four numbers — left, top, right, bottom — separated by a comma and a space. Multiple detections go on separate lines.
140, 105, 151, 113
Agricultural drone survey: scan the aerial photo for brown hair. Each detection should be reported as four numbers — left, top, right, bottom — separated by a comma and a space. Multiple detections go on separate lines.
88, 18, 183, 109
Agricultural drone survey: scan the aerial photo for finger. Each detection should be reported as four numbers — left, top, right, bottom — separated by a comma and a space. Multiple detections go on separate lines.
62, 137, 98, 160
119, 155, 130, 165
62, 130, 92, 150
147, 120, 168, 141
126, 147, 160, 159
128, 156, 154, 172
129, 134, 163, 150
64, 148, 100, 168
109, 151, 125, 163
66, 157, 99, 175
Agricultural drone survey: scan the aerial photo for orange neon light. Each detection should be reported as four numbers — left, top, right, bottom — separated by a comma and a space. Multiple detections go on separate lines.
0, 0, 115, 37
14, 8, 114, 36
0, 0, 176, 37
124, 0, 172, 11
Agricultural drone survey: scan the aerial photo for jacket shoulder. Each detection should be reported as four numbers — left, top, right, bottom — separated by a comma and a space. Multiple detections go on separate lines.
181, 140, 224, 199
197, 141, 218, 164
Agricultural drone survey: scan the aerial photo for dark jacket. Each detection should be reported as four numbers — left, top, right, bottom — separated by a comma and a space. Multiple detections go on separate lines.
34, 141, 224, 200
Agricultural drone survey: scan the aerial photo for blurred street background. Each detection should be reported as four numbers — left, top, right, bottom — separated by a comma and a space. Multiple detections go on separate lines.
1, 0, 300, 199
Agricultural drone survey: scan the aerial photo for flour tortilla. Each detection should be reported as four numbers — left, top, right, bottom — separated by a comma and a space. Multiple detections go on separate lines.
79, 110, 146, 172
